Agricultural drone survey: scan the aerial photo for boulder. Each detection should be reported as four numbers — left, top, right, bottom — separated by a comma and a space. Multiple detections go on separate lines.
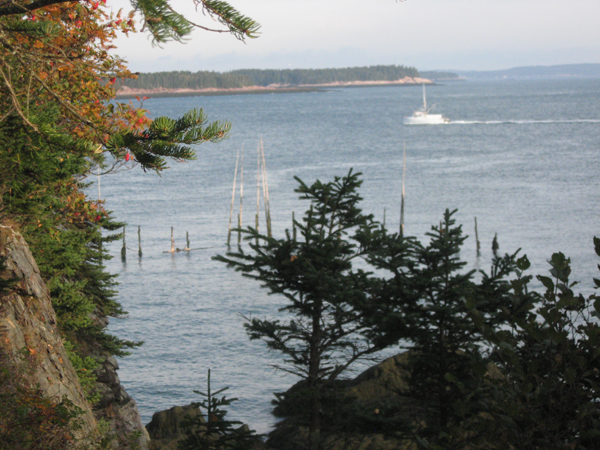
267, 353, 415, 450
93, 354, 151, 449
146, 404, 204, 450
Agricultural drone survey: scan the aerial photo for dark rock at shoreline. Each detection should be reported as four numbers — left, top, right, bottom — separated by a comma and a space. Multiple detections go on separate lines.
94, 355, 151, 449
146, 404, 205, 450
267, 353, 415, 450
146, 404, 266, 450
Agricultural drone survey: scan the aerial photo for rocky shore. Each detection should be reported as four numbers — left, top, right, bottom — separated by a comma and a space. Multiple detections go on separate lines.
144, 354, 412, 450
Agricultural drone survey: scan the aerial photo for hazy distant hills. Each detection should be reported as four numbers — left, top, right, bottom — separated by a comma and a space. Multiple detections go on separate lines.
453, 63, 600, 80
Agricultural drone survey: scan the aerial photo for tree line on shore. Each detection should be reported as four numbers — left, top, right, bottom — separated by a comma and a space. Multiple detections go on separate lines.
120, 65, 428, 91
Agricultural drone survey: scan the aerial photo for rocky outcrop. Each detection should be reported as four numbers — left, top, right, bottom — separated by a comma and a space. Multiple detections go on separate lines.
94, 355, 151, 449
268, 353, 415, 450
0, 224, 98, 444
0, 223, 149, 449
146, 404, 205, 450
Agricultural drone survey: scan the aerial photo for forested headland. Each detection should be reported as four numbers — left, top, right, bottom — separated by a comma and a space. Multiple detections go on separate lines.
119, 66, 459, 93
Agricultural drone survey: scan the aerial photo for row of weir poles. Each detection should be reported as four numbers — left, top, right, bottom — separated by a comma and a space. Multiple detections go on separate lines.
120, 225, 199, 261
116, 142, 483, 259
121, 225, 143, 262
396, 144, 482, 258
227, 138, 272, 247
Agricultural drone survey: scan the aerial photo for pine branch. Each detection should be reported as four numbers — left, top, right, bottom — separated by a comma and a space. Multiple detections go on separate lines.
195, 0, 260, 40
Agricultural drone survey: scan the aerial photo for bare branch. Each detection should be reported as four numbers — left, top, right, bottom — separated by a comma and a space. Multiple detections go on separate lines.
0, 56, 39, 130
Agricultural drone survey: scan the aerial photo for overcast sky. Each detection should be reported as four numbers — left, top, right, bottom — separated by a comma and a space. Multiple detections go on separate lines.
109, 0, 600, 73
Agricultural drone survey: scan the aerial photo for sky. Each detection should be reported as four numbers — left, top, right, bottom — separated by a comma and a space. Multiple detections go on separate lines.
109, 0, 600, 73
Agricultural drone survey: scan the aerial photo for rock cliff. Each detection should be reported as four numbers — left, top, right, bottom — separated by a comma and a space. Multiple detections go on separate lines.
0, 223, 149, 449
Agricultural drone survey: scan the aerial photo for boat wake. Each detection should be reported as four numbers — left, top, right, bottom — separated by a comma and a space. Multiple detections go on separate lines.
450, 119, 600, 125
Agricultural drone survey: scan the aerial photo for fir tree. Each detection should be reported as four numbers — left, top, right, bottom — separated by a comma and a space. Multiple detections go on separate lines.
215, 170, 387, 450
178, 370, 261, 450
370, 210, 520, 449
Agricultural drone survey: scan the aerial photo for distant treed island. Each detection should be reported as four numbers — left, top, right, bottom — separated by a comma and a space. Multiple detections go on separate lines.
117, 65, 460, 97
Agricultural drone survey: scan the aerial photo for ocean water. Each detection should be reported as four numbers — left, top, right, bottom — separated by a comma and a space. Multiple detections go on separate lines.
98, 78, 600, 433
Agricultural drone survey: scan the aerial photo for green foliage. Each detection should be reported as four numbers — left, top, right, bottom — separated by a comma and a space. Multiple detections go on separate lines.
218, 172, 600, 449
133, 0, 260, 44
105, 108, 230, 172
0, 0, 258, 445
178, 370, 261, 450
63, 341, 101, 404
365, 210, 521, 449
0, 106, 139, 398
472, 244, 600, 449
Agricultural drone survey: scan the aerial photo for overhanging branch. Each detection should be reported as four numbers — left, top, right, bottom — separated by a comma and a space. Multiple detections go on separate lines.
0, 0, 70, 17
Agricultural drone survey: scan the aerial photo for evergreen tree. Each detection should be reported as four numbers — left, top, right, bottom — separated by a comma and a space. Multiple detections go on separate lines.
370, 210, 520, 449
215, 171, 387, 450
179, 370, 261, 450
473, 244, 600, 449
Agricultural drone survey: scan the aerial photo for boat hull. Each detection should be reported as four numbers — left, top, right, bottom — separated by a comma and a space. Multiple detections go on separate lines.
403, 114, 449, 125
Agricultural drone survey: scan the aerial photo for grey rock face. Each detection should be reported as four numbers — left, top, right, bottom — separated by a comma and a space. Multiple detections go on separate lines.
0, 224, 98, 444
0, 224, 150, 450
93, 355, 151, 449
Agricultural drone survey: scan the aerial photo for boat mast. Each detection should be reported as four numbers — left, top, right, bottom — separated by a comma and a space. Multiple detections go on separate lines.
422, 84, 427, 112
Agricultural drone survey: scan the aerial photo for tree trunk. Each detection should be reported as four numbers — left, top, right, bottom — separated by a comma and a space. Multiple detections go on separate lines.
308, 300, 322, 450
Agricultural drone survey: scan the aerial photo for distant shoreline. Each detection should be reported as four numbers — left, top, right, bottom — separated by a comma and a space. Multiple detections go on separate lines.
116, 77, 434, 99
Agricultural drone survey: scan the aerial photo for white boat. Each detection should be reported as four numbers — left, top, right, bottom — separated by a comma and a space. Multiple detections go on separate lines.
403, 84, 449, 125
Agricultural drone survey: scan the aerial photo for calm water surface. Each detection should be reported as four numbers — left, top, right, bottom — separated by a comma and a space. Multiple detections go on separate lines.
98, 79, 600, 433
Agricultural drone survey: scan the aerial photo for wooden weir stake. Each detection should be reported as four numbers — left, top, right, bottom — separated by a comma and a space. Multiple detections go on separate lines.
292, 211, 296, 242
256, 142, 261, 235
239, 147, 244, 231
121, 225, 126, 261
255, 214, 259, 246
138, 225, 142, 257
260, 138, 272, 238
162, 228, 209, 254
227, 149, 240, 247
400, 143, 406, 236
474, 217, 481, 257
